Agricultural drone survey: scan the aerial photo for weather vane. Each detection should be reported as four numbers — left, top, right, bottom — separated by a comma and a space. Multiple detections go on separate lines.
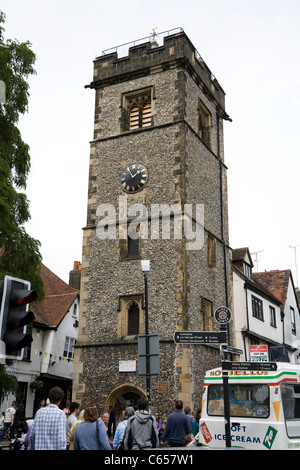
150, 27, 158, 47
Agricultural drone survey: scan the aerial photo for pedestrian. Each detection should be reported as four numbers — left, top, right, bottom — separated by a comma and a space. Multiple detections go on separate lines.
124, 397, 159, 450
24, 421, 34, 450
29, 386, 67, 450
101, 411, 109, 434
161, 399, 192, 447
14, 402, 25, 436
68, 410, 85, 450
0, 412, 5, 432
112, 406, 135, 450
184, 406, 194, 424
107, 396, 126, 441
73, 404, 111, 450
155, 412, 162, 440
66, 402, 80, 449
0, 401, 16, 441
192, 407, 201, 436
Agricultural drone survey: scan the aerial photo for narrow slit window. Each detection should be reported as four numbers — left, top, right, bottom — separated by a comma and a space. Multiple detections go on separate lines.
128, 301, 140, 335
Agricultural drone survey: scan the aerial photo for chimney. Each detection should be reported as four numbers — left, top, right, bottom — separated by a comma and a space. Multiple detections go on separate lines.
69, 261, 82, 289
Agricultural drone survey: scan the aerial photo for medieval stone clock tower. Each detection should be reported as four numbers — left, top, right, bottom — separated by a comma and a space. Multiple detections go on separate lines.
72, 29, 232, 414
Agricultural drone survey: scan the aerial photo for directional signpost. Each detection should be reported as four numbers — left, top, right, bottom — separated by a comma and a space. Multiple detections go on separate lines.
174, 309, 278, 449
174, 330, 227, 345
213, 306, 232, 448
173, 307, 233, 449
220, 343, 243, 359
222, 361, 278, 372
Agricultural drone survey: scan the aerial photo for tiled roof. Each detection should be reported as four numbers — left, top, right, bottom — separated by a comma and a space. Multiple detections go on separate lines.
32, 264, 79, 328
253, 270, 291, 308
232, 247, 249, 262
232, 248, 282, 304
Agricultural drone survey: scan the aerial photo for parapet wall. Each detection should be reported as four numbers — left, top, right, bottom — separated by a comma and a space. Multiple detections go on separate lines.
88, 31, 225, 110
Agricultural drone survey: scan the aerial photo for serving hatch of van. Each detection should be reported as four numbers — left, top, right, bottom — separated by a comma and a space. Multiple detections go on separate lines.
197, 362, 300, 450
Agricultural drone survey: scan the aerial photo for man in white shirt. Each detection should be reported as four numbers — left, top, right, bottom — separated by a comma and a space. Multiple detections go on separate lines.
0, 401, 16, 441
66, 402, 80, 449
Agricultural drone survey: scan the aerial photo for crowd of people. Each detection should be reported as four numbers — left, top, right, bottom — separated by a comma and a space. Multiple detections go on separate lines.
0, 387, 202, 450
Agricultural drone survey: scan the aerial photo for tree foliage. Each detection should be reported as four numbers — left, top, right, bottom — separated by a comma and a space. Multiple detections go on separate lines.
0, 11, 44, 299
0, 362, 18, 404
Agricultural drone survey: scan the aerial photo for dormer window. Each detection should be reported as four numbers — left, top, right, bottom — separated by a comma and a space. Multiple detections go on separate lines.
243, 262, 252, 279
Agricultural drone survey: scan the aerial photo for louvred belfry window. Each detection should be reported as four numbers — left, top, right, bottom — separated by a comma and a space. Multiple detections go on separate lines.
129, 105, 140, 130
125, 89, 153, 130
142, 102, 151, 127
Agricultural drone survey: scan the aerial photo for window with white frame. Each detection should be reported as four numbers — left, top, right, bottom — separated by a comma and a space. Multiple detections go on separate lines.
72, 303, 78, 318
63, 336, 76, 359
291, 306, 296, 334
269, 306, 276, 327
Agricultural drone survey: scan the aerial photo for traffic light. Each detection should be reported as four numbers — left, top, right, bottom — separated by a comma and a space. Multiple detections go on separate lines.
0, 276, 37, 360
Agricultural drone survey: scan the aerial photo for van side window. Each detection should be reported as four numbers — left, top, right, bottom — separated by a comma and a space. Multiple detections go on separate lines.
281, 383, 300, 438
207, 384, 270, 418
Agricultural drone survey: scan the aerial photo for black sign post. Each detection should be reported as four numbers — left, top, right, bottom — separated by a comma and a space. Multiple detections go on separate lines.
214, 306, 232, 448
222, 369, 231, 448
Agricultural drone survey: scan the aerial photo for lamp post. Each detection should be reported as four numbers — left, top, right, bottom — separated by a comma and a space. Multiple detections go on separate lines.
141, 260, 151, 400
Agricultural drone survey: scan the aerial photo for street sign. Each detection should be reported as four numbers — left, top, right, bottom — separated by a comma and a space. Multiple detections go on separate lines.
221, 344, 243, 355
214, 306, 232, 325
222, 361, 278, 371
174, 331, 226, 344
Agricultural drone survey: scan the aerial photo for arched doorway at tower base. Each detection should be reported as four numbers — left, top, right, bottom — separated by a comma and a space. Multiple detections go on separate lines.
104, 383, 146, 412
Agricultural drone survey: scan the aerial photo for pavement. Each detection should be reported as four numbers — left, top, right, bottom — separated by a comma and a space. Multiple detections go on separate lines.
0, 437, 11, 450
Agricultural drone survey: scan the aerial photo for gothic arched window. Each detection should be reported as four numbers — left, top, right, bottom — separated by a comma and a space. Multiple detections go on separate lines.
128, 301, 140, 335
122, 88, 153, 131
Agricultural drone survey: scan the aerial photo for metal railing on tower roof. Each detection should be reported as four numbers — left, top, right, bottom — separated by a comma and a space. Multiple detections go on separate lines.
101, 27, 184, 58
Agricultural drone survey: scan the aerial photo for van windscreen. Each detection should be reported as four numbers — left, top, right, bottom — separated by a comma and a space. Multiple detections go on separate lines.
207, 384, 270, 418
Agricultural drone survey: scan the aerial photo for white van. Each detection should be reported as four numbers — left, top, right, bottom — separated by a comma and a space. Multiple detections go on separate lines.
197, 362, 300, 450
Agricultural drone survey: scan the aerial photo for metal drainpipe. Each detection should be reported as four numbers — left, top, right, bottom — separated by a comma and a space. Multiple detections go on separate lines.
217, 109, 233, 450
216, 109, 232, 343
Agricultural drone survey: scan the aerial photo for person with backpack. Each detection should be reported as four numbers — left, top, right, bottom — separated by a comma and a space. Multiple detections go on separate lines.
112, 406, 135, 450
124, 397, 159, 450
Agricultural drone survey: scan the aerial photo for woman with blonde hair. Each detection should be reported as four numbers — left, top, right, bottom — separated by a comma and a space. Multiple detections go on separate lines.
68, 410, 85, 450
73, 404, 111, 450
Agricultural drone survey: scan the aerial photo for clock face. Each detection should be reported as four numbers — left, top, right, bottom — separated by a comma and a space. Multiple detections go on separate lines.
120, 163, 148, 193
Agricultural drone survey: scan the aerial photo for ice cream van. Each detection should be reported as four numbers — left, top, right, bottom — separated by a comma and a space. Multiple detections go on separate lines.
197, 362, 300, 450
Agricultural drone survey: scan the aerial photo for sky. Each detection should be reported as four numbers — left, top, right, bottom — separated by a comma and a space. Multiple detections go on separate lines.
1, 0, 300, 287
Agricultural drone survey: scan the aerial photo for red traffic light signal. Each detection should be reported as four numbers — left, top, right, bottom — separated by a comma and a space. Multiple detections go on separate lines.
0, 276, 37, 360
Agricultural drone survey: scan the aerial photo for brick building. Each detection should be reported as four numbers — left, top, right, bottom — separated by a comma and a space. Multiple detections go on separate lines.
72, 29, 232, 414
